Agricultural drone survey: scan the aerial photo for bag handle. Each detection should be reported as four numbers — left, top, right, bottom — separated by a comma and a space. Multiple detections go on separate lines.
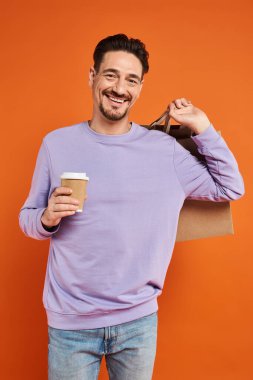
148, 109, 193, 138
149, 110, 171, 134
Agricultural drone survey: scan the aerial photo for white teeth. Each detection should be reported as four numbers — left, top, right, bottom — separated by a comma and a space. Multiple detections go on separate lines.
108, 96, 124, 103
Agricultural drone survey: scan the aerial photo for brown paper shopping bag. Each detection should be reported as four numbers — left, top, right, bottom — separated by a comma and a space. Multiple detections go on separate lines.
142, 111, 234, 242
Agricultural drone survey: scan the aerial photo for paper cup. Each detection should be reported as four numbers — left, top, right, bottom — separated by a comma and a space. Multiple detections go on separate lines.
60, 172, 89, 212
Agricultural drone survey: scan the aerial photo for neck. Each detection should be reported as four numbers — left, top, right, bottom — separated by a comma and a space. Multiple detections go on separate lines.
89, 113, 131, 135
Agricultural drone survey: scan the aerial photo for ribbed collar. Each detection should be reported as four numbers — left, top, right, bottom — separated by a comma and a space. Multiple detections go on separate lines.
82, 120, 137, 143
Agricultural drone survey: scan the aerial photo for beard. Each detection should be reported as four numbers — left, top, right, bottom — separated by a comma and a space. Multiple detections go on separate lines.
99, 102, 129, 121
99, 92, 131, 121
99, 104, 128, 121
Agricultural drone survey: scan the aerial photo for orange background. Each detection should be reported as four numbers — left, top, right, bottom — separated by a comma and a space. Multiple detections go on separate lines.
1, 0, 252, 379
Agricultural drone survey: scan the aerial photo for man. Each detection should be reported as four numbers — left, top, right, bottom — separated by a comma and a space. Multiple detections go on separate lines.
19, 34, 244, 380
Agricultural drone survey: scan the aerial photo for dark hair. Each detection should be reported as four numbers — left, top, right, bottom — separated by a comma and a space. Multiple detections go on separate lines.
93, 34, 149, 79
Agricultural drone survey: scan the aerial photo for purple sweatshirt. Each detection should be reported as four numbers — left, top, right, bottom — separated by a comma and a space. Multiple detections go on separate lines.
19, 121, 244, 329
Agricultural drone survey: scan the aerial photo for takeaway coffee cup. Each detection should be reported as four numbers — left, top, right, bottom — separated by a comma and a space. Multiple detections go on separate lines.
60, 172, 89, 212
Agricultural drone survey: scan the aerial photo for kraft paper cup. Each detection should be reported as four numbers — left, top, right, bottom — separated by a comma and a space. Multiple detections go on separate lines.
60, 172, 89, 212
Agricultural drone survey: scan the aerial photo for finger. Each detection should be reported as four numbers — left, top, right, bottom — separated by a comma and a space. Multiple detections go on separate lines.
174, 99, 183, 109
167, 103, 180, 120
51, 204, 80, 213
52, 187, 73, 197
54, 196, 80, 205
167, 102, 176, 111
174, 98, 192, 108
52, 210, 77, 218
55, 195, 87, 203
181, 98, 191, 107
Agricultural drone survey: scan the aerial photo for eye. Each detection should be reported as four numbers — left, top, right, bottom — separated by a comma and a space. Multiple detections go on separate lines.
105, 73, 116, 79
128, 79, 138, 85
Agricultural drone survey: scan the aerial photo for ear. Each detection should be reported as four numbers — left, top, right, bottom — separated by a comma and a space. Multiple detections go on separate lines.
88, 66, 96, 87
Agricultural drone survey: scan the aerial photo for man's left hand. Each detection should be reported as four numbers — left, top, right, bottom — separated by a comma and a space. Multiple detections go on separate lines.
167, 98, 211, 134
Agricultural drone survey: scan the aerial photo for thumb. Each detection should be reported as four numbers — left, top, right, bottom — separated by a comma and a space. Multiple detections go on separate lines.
167, 102, 177, 118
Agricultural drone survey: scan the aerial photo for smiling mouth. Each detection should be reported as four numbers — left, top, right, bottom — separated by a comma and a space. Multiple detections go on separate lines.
104, 94, 130, 105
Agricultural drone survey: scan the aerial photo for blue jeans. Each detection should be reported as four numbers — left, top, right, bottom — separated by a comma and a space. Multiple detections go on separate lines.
48, 311, 158, 380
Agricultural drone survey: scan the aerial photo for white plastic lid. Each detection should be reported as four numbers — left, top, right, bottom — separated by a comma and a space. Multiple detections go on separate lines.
61, 172, 89, 180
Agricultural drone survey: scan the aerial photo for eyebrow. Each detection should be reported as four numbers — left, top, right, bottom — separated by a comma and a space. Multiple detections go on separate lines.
101, 68, 142, 82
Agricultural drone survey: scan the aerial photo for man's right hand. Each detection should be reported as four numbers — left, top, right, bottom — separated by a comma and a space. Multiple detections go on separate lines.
41, 187, 84, 228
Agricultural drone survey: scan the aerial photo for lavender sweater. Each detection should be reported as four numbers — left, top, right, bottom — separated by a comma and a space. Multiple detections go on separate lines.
19, 121, 244, 329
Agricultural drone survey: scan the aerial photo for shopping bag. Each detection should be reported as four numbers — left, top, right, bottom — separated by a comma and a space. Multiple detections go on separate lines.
141, 111, 234, 241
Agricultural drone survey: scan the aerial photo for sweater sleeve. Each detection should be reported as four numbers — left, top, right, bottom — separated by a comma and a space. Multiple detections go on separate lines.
173, 124, 245, 201
19, 140, 61, 240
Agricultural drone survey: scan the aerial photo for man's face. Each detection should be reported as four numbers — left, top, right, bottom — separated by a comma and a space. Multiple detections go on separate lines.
89, 51, 144, 122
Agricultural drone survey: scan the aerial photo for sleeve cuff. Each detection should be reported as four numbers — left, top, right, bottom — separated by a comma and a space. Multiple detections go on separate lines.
36, 208, 61, 237
191, 124, 220, 148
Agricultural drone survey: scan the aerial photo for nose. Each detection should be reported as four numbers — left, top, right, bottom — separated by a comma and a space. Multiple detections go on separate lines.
113, 77, 126, 95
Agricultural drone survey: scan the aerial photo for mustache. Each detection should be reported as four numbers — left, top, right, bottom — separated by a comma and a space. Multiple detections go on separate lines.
104, 90, 131, 101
